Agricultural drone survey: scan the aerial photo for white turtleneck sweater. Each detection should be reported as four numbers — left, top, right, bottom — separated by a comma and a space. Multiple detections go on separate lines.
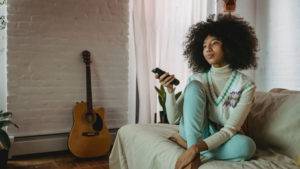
165, 64, 256, 150
210, 64, 232, 98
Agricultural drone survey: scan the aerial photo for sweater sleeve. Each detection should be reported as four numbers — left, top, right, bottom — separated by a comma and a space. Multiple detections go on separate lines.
202, 86, 257, 150
165, 78, 190, 124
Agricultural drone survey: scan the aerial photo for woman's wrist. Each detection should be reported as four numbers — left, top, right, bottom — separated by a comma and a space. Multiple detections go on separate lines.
194, 141, 208, 153
167, 87, 174, 93
192, 144, 199, 154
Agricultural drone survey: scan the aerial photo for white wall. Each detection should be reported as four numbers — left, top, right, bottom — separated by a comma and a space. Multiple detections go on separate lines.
5, 0, 133, 137
255, 0, 300, 92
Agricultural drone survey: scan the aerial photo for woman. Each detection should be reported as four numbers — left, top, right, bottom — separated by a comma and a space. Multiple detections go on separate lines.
155, 13, 259, 169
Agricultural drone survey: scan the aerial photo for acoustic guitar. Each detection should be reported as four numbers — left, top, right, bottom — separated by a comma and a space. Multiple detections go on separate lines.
68, 50, 111, 158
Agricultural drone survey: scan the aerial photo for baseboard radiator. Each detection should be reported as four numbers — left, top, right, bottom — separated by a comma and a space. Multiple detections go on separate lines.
8, 128, 119, 159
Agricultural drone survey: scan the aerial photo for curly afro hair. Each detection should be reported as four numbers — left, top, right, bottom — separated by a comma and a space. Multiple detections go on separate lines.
183, 13, 260, 73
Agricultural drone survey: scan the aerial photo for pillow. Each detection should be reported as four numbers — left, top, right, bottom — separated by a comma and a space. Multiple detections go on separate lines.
269, 88, 300, 165
247, 91, 300, 161
269, 88, 300, 95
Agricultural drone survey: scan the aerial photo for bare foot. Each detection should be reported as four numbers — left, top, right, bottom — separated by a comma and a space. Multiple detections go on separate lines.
184, 153, 201, 169
168, 133, 187, 149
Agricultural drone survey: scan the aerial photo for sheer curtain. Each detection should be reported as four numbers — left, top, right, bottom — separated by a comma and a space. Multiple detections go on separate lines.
133, 0, 218, 124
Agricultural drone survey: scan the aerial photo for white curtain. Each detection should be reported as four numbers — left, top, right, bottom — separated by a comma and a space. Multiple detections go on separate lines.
133, 0, 219, 124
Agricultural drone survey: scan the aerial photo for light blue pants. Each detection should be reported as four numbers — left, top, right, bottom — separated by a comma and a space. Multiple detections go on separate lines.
179, 80, 256, 162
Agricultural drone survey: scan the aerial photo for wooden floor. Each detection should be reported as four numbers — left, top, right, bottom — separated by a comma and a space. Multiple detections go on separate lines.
7, 147, 112, 169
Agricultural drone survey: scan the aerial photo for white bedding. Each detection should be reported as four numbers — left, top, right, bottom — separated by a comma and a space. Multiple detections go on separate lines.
109, 123, 299, 169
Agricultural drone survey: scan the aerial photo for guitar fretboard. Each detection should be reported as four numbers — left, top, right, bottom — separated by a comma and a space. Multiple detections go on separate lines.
86, 65, 93, 113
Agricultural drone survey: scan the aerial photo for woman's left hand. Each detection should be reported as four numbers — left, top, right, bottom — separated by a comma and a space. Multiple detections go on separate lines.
175, 145, 198, 169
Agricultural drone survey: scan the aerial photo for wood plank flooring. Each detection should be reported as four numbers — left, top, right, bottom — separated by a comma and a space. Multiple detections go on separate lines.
7, 147, 111, 169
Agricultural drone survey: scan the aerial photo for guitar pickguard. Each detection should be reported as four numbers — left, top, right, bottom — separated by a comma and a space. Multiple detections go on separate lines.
93, 113, 103, 131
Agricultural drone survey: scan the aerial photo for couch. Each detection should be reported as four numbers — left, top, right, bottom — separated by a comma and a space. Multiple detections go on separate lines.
109, 88, 300, 169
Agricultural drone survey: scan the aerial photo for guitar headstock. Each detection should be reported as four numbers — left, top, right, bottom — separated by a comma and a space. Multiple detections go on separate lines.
82, 50, 92, 65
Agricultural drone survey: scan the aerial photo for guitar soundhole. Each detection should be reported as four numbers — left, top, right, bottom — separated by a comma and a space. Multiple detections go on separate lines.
85, 112, 95, 123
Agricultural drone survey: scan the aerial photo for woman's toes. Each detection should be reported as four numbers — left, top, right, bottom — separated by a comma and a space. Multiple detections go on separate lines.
168, 135, 177, 141
169, 134, 176, 138
172, 134, 181, 139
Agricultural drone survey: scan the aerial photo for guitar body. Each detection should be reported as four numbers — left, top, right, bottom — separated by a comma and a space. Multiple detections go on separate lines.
68, 102, 111, 158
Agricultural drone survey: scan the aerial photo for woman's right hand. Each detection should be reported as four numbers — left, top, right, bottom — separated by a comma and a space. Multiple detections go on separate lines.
155, 72, 176, 93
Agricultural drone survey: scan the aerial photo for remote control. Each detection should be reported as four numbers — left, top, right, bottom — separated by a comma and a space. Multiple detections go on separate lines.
152, 67, 180, 86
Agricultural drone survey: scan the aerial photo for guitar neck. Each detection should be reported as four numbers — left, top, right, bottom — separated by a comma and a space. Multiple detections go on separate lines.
86, 64, 93, 112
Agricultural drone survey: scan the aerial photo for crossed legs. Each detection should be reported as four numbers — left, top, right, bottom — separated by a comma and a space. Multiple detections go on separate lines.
169, 80, 256, 162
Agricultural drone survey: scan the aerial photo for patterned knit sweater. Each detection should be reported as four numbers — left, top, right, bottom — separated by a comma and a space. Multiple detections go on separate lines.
165, 64, 256, 150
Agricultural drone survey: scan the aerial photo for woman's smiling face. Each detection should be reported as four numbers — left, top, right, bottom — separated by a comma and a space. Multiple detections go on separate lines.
203, 35, 228, 68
